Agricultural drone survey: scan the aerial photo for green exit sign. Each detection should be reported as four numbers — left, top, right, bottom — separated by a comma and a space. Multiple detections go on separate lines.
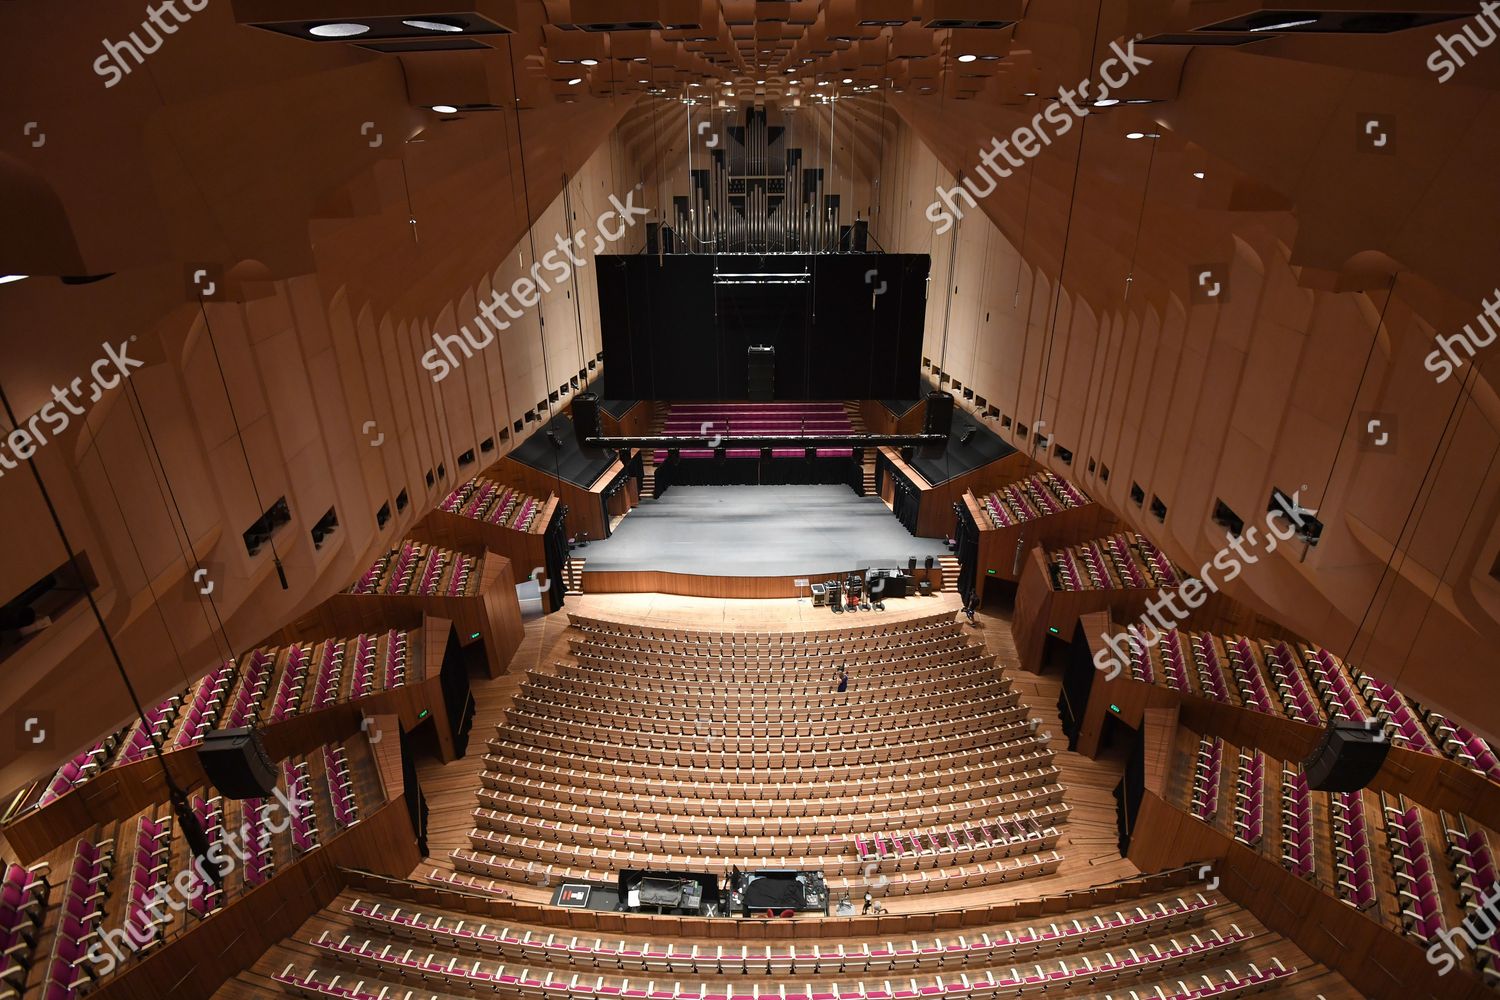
1109, 704, 1122, 714
418, 709, 430, 720
471, 631, 481, 639
1049, 627, 1060, 635
986, 569, 997, 575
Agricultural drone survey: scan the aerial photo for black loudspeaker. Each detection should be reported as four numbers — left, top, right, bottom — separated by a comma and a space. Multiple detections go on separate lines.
908, 557, 917, 573
925, 555, 934, 570
646, 222, 662, 255
572, 393, 601, 449
852, 220, 869, 253
920, 390, 955, 458
197, 727, 277, 800
1302, 721, 1391, 792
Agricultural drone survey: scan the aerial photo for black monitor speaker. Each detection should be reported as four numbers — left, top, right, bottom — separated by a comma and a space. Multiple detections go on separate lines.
572, 393, 601, 449
197, 727, 277, 799
908, 557, 917, 573
921, 391, 955, 458
1302, 721, 1391, 791
852, 220, 869, 253
924, 555, 934, 570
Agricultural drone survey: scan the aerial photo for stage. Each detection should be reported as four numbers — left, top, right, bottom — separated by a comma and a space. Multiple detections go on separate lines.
577, 486, 950, 597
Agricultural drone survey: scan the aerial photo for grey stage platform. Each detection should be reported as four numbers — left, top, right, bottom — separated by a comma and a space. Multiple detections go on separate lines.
582, 486, 950, 577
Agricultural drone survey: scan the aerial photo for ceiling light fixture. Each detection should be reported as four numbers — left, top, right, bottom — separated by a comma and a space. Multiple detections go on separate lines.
1093, 98, 1120, 107
431, 104, 459, 113
842, 77, 853, 83
1022, 91, 1038, 97
0, 274, 28, 285
957, 54, 978, 63
401, 18, 463, 33
1193, 171, 1206, 179
1125, 131, 1161, 139
567, 77, 582, 85
580, 58, 599, 66
308, 22, 370, 37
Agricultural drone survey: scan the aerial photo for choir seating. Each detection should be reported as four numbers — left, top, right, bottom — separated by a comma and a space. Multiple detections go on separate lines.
977, 472, 1091, 529
440, 476, 548, 533
656, 403, 856, 460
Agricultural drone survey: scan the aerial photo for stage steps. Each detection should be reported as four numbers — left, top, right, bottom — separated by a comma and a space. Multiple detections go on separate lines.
642, 403, 669, 497
939, 554, 961, 593
564, 557, 586, 596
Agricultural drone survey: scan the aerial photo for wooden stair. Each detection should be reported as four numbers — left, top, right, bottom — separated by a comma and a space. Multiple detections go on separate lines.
938, 554, 962, 593
640, 402, 669, 498
563, 557, 586, 596
845, 402, 879, 495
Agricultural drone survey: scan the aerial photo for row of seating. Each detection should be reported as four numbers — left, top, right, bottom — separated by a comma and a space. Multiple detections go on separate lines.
1049, 533, 1179, 593
338, 892, 1223, 973
564, 612, 958, 649
1381, 795, 1445, 943
327, 746, 361, 829
481, 731, 1054, 794
976, 472, 1090, 530
1441, 813, 1500, 981
349, 541, 479, 598
476, 771, 1063, 838
1230, 753, 1263, 848
1189, 739, 1222, 822
657, 402, 856, 461
1109, 625, 1500, 788
441, 476, 545, 532
0, 862, 49, 992
41, 836, 114, 997
272, 956, 1297, 1000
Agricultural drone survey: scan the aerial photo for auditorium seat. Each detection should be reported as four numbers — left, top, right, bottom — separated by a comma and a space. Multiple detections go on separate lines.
977, 472, 1090, 530
654, 402, 857, 461
350, 541, 480, 598
1048, 534, 1180, 593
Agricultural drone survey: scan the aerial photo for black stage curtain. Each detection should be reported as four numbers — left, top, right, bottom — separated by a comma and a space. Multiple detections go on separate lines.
1059, 620, 1097, 749
543, 504, 568, 612
1113, 720, 1146, 855
877, 452, 921, 534
657, 456, 859, 489
953, 502, 980, 603
438, 626, 476, 758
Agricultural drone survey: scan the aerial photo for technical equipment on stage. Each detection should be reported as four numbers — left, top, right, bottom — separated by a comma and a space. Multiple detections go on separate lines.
1302, 721, 1391, 791
825, 578, 843, 613
748, 345, 775, 401
198, 727, 277, 799
867, 568, 909, 599
734, 870, 829, 917
925, 555, 935, 570
618, 870, 717, 916
908, 556, 917, 573
811, 583, 828, 606
918, 579, 933, 597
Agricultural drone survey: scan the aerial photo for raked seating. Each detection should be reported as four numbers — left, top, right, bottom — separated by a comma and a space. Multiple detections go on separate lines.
656, 402, 856, 460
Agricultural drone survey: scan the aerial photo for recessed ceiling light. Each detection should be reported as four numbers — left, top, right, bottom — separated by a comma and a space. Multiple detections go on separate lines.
1125, 131, 1160, 139
401, 18, 463, 33
1193, 171, 1206, 179
757, 79, 765, 84
0, 274, 28, 285
309, 22, 370, 37
567, 77, 583, 85
1124, 99, 1155, 104
431, 104, 459, 113
842, 77, 853, 83
957, 54, 978, 63
818, 81, 830, 86
1250, 18, 1319, 31
1093, 98, 1120, 107
580, 58, 599, 66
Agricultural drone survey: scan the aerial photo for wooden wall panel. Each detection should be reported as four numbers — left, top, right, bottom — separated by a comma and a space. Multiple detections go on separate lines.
582, 568, 945, 601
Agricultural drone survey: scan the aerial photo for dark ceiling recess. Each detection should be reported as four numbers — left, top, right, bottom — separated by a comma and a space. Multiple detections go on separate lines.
1198, 8, 1466, 34
236, 8, 514, 48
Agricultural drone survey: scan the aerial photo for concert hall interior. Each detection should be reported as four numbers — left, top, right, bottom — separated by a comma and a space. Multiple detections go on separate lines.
4, 2, 1500, 999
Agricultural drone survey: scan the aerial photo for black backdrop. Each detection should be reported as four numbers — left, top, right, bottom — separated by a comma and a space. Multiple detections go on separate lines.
597, 254, 929, 399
